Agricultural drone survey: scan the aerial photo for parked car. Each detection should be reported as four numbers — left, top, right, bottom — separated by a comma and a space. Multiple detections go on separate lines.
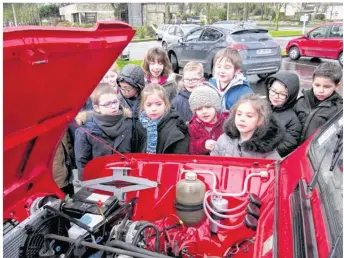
3, 21, 342, 258
286, 22, 343, 66
120, 45, 130, 60
155, 24, 170, 41
162, 24, 199, 50
167, 24, 281, 79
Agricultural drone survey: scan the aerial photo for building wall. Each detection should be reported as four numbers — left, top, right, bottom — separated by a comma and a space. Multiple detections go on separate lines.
128, 3, 143, 27
325, 4, 343, 21
59, 4, 116, 23
143, 3, 179, 26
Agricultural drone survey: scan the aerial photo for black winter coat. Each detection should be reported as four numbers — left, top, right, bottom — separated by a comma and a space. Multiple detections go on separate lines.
265, 71, 302, 157
75, 111, 132, 178
131, 110, 189, 154
171, 90, 193, 122
294, 89, 343, 143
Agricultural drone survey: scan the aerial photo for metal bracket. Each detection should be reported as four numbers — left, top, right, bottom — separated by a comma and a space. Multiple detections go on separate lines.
73, 167, 158, 200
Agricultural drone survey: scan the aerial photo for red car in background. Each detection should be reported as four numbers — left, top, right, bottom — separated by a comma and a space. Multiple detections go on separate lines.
286, 22, 343, 66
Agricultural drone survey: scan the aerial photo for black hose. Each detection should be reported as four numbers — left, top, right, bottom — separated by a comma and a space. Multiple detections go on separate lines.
132, 222, 160, 252
44, 205, 93, 234
44, 234, 160, 258
108, 240, 171, 258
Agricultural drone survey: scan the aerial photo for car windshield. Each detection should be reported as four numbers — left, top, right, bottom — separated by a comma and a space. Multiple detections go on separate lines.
309, 114, 343, 253
182, 25, 199, 34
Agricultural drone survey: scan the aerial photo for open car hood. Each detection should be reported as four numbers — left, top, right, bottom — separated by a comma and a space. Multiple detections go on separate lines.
3, 22, 135, 221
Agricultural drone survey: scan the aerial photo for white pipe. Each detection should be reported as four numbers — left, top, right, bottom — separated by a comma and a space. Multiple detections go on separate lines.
204, 191, 246, 219
203, 193, 245, 230
210, 195, 248, 213
181, 169, 268, 197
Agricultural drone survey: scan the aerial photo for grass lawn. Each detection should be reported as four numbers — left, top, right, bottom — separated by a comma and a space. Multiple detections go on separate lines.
269, 30, 302, 37
116, 59, 143, 71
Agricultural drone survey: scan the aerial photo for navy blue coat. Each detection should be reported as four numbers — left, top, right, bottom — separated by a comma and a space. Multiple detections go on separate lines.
74, 114, 132, 179
171, 90, 192, 122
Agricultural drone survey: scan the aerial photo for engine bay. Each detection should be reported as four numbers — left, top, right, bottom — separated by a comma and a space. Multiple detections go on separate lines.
4, 157, 276, 258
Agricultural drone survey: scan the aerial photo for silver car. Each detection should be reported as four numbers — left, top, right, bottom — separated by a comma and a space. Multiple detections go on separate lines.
156, 24, 170, 41
167, 24, 281, 79
162, 24, 199, 50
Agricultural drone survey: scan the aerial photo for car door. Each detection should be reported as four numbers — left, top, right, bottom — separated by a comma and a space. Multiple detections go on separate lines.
165, 26, 176, 47
304, 25, 329, 57
179, 28, 204, 66
325, 24, 343, 59
196, 28, 224, 64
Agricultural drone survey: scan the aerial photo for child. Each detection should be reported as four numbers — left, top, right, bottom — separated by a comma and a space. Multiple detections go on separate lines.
294, 62, 343, 143
188, 86, 229, 155
208, 48, 252, 111
211, 94, 283, 159
171, 61, 205, 122
117, 64, 145, 118
131, 83, 189, 154
74, 83, 132, 178
265, 71, 301, 157
102, 62, 118, 88
142, 47, 178, 102
53, 131, 75, 196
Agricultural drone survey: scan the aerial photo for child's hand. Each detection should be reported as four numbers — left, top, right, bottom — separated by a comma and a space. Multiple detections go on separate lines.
205, 140, 217, 151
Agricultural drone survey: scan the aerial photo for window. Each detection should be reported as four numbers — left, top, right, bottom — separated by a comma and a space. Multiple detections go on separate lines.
168, 26, 175, 35
329, 25, 343, 38
175, 27, 183, 37
184, 28, 204, 42
72, 13, 79, 23
200, 28, 223, 42
309, 26, 328, 38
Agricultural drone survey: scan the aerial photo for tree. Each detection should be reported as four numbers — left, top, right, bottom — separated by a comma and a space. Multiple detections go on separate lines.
274, 3, 287, 31
3, 3, 41, 26
39, 4, 59, 19
178, 3, 186, 15
193, 3, 204, 16
165, 3, 170, 24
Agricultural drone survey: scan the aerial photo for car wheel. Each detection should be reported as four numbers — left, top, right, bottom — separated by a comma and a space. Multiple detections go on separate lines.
170, 53, 179, 73
162, 42, 168, 50
338, 52, 343, 66
288, 46, 301, 60
257, 73, 273, 80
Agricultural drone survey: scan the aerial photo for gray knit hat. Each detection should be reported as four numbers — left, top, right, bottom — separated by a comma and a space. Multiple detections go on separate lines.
189, 86, 221, 113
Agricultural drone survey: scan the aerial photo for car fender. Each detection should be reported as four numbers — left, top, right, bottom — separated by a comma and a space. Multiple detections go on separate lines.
286, 42, 305, 55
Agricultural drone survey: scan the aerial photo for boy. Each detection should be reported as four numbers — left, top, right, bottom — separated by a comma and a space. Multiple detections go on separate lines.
171, 61, 205, 121
74, 83, 132, 179
265, 71, 301, 157
117, 64, 145, 118
294, 62, 343, 143
208, 48, 252, 111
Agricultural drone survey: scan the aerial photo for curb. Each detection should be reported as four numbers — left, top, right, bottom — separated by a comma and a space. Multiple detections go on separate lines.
131, 38, 156, 43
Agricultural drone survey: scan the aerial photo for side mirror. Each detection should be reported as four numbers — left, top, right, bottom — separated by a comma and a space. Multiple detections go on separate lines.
178, 38, 184, 44
304, 34, 309, 38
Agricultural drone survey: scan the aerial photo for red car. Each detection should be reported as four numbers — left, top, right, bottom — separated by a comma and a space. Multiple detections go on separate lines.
3, 22, 343, 258
286, 22, 343, 66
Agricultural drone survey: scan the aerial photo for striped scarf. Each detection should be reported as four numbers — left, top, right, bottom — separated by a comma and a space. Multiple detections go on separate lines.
139, 112, 161, 154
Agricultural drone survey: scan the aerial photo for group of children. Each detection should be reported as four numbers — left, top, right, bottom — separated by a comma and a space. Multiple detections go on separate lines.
55, 45, 342, 190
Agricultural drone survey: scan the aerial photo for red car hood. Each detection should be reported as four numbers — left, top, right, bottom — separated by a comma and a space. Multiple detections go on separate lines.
3, 22, 135, 221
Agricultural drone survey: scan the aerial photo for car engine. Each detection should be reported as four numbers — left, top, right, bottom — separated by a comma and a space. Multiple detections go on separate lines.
3, 167, 270, 258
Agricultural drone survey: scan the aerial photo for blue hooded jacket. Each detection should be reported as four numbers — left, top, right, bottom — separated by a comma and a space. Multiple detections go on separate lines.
208, 72, 252, 111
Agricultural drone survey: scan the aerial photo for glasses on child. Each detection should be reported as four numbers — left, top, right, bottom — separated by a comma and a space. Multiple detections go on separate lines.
119, 86, 134, 93
269, 88, 288, 100
183, 78, 202, 83
99, 100, 119, 108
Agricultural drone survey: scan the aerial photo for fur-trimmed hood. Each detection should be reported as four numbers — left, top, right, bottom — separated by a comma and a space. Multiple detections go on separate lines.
223, 113, 284, 154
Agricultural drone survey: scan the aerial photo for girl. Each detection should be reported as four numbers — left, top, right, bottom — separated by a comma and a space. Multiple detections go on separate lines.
101, 62, 118, 89
211, 94, 284, 159
188, 85, 229, 155
142, 47, 178, 102
131, 83, 189, 154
